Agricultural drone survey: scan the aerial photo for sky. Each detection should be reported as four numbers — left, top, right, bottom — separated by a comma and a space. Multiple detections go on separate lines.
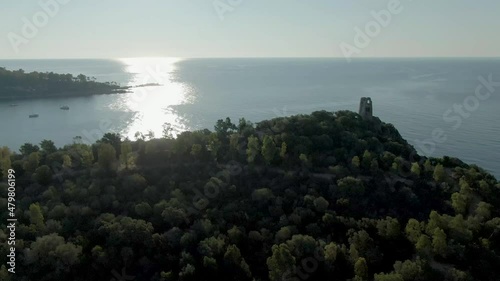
1, 0, 499, 59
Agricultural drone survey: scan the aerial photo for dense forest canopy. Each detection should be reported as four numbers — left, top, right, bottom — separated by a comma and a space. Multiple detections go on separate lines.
0, 67, 126, 99
0, 110, 499, 280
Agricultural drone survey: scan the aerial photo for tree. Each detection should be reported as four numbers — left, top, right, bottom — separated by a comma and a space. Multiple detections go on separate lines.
266, 244, 296, 281
162, 122, 174, 139
223, 245, 252, 279
238, 118, 254, 136
337, 176, 365, 197
162, 207, 188, 227
361, 150, 372, 169
393, 259, 425, 281
99, 133, 122, 156
349, 230, 377, 264
285, 234, 317, 260
324, 242, 338, 269
203, 256, 218, 270
382, 151, 396, 167
374, 273, 404, 281
411, 162, 421, 176
432, 228, 447, 257
449, 215, 472, 242
198, 236, 226, 257
377, 217, 400, 239
35, 165, 52, 185
145, 141, 158, 155
23, 152, 40, 173
423, 159, 433, 173
29, 203, 45, 231
354, 257, 368, 280
299, 153, 309, 166
135, 202, 152, 218
191, 144, 202, 156
227, 226, 244, 244
229, 133, 240, 152
77, 73, 87, 82
179, 264, 195, 279
451, 192, 467, 215
40, 139, 57, 154
415, 235, 431, 256
120, 141, 132, 169
97, 143, 116, 171
352, 156, 360, 168
25, 233, 82, 277
458, 178, 473, 197
214, 117, 237, 138
0, 147, 12, 178
474, 201, 492, 221
370, 159, 379, 174
62, 154, 72, 168
261, 135, 277, 164
433, 164, 445, 182
313, 196, 329, 213
71, 144, 94, 168
252, 188, 274, 202
20, 143, 40, 156
0, 265, 11, 281
391, 161, 399, 172
275, 227, 293, 243
145, 130, 155, 140
425, 210, 444, 235
246, 135, 260, 164
405, 219, 422, 244
478, 180, 491, 196
280, 142, 287, 158
207, 133, 221, 158
446, 268, 468, 281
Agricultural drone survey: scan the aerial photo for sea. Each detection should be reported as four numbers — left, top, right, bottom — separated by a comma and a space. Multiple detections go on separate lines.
0, 58, 498, 179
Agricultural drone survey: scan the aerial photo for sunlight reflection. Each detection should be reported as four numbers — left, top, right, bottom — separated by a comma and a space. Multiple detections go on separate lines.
117, 57, 190, 139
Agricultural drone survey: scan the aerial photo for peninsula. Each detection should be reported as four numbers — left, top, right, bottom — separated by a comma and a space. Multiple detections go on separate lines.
0, 67, 129, 100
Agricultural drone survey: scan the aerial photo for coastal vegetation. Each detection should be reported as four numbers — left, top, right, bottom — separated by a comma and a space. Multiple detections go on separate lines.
0, 67, 127, 99
0, 110, 499, 280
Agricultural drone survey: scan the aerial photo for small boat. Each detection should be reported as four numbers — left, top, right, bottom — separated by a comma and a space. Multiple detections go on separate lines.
9, 104, 18, 107
60, 106, 70, 110
29, 114, 39, 118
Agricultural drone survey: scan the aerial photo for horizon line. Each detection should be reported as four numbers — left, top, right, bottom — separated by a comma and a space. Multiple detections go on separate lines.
1, 56, 500, 61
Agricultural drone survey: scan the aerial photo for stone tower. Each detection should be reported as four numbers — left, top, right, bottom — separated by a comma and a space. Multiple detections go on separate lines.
359, 97, 373, 120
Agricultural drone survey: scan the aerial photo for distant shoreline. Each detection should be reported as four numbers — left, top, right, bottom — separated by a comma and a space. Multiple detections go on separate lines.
0, 82, 161, 101
0, 88, 130, 101
0, 67, 164, 101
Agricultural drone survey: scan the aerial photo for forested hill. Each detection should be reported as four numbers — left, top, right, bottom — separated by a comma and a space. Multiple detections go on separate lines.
0, 67, 127, 99
0, 110, 499, 281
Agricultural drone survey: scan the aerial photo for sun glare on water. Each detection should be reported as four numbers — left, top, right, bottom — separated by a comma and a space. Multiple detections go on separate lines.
117, 57, 191, 139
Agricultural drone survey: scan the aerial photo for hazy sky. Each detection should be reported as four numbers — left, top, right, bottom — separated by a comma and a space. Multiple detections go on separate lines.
1, 0, 499, 59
